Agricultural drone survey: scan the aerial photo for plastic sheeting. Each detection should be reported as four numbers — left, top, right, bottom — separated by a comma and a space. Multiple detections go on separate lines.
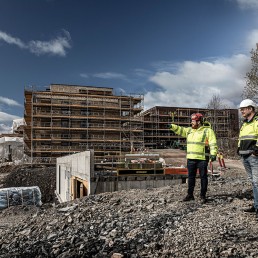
0, 136, 23, 144
0, 186, 42, 210
0, 136, 24, 162
12, 118, 24, 133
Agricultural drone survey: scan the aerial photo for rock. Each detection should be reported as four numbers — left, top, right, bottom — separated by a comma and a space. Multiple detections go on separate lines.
111, 253, 124, 258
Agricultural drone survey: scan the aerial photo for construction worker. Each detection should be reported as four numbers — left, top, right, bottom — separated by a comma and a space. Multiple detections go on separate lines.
238, 99, 258, 219
170, 113, 217, 203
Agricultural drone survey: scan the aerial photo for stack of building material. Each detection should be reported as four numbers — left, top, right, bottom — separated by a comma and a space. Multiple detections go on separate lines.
0, 186, 42, 209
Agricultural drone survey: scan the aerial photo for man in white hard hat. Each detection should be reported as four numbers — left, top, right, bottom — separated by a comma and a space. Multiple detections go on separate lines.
238, 99, 258, 219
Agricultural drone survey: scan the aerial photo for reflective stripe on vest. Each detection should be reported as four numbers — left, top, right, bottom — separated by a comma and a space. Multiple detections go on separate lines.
187, 141, 205, 146
187, 151, 206, 155
239, 150, 253, 155
174, 126, 183, 136
239, 135, 257, 140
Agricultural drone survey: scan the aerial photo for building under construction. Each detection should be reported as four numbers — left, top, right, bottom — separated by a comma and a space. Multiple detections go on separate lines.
143, 106, 239, 150
24, 84, 144, 166
24, 84, 239, 166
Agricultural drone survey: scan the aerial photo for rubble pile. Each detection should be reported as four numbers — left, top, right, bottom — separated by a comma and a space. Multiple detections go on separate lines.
2, 165, 56, 203
0, 165, 18, 188
0, 168, 258, 257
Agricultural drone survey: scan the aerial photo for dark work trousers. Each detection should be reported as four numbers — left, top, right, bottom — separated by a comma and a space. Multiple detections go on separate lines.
187, 159, 209, 197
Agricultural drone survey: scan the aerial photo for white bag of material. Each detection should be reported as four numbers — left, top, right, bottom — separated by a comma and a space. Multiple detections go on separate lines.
0, 186, 42, 209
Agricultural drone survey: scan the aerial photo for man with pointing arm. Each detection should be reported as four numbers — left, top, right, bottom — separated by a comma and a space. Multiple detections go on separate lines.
170, 113, 217, 204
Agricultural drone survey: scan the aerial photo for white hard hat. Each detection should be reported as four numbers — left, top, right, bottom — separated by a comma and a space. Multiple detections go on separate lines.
239, 99, 257, 108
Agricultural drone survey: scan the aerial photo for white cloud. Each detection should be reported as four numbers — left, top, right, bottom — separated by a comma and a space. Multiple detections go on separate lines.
0, 111, 21, 123
93, 72, 127, 80
80, 73, 89, 78
0, 96, 22, 107
134, 68, 153, 78
246, 29, 258, 50
118, 88, 126, 94
80, 72, 128, 80
0, 124, 12, 134
0, 30, 71, 56
235, 0, 258, 9
0, 31, 26, 48
0, 96, 23, 133
144, 54, 251, 110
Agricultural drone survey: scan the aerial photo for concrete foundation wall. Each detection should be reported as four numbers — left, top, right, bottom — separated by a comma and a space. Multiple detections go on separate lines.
90, 175, 186, 194
56, 150, 93, 202
55, 151, 186, 203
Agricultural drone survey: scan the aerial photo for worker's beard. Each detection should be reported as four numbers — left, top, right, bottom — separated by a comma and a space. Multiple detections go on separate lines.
191, 123, 199, 129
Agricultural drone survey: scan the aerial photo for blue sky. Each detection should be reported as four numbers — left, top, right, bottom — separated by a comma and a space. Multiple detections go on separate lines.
0, 0, 258, 133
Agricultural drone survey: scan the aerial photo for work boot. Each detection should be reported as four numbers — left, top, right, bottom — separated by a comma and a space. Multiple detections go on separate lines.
182, 194, 194, 202
243, 206, 256, 213
200, 195, 207, 204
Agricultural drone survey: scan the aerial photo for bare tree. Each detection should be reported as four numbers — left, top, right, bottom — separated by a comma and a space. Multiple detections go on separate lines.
206, 94, 224, 134
206, 94, 236, 156
243, 44, 258, 100
207, 94, 225, 110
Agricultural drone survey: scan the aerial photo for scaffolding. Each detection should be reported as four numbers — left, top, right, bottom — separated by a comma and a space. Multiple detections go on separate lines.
142, 106, 239, 150
24, 84, 144, 167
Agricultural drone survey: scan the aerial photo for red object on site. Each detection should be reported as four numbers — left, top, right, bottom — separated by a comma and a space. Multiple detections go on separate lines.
164, 167, 188, 175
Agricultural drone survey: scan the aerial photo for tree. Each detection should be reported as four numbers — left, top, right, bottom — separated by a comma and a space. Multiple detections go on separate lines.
206, 94, 226, 134
207, 94, 225, 110
206, 94, 236, 156
243, 44, 258, 99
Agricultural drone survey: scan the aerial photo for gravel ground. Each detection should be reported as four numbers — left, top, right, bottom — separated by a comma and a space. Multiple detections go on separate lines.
0, 157, 257, 258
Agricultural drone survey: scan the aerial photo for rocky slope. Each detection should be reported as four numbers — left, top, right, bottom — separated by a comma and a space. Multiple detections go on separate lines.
0, 162, 257, 258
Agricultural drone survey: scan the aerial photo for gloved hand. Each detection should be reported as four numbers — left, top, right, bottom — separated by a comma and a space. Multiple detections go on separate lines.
210, 155, 216, 162
169, 124, 174, 129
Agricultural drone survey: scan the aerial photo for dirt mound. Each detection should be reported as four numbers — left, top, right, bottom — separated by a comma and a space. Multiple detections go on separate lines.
2, 165, 56, 203
0, 165, 18, 188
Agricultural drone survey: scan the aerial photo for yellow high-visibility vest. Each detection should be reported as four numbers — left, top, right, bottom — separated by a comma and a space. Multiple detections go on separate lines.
238, 116, 258, 155
170, 123, 217, 160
